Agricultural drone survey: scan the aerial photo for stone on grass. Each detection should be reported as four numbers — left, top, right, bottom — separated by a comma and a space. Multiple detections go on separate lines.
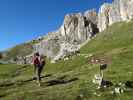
113, 87, 124, 94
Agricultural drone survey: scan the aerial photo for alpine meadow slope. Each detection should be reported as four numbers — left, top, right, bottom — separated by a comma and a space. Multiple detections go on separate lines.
0, 21, 133, 100
0, 0, 133, 99
2, 0, 133, 64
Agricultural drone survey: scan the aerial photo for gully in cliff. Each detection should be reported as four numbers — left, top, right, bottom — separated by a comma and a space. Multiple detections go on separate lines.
32, 52, 46, 86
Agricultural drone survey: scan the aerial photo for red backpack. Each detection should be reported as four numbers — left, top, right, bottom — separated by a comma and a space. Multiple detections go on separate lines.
33, 56, 40, 64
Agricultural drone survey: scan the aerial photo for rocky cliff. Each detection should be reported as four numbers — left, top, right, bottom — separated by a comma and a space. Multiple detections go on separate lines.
33, 10, 98, 62
10, 0, 133, 64
98, 0, 133, 32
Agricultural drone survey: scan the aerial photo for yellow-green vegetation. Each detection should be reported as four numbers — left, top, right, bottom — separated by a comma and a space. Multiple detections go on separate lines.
1, 36, 47, 62
0, 21, 133, 100
2, 39, 40, 61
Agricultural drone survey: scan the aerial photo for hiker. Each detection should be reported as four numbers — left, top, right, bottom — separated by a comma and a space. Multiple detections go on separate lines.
32, 52, 40, 76
38, 55, 46, 82
32, 52, 46, 86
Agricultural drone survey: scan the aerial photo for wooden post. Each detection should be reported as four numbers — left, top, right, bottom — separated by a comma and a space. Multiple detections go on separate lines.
99, 64, 108, 78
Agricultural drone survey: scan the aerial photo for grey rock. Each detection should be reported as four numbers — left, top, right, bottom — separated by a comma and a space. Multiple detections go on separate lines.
98, 0, 133, 32
34, 35, 60, 58
14, 54, 33, 65
13, 0, 133, 63
52, 42, 80, 62
34, 10, 98, 61
113, 87, 124, 94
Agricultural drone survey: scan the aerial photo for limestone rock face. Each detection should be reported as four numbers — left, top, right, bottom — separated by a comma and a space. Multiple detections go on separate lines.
33, 10, 98, 61
52, 42, 80, 62
58, 10, 98, 44
34, 33, 61, 58
98, 0, 133, 32
7, 0, 133, 64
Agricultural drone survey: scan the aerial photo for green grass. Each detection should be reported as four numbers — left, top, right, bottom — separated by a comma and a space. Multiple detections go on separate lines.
0, 21, 133, 100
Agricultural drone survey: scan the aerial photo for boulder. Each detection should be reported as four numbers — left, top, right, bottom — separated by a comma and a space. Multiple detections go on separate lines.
92, 74, 113, 89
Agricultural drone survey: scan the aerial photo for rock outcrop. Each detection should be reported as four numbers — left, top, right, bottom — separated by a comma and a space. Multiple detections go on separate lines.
33, 10, 98, 61
51, 43, 80, 63
98, 0, 133, 32
33, 0, 133, 62
58, 10, 98, 44
11, 0, 133, 64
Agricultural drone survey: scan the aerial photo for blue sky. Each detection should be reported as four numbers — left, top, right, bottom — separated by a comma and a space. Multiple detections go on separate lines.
0, 0, 112, 51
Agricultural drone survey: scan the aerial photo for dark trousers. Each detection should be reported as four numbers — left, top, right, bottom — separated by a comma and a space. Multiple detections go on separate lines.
34, 64, 44, 81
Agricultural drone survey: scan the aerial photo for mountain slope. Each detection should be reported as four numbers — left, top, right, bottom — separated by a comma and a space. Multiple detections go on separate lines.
0, 21, 133, 100
2, 0, 133, 63
0, 39, 42, 62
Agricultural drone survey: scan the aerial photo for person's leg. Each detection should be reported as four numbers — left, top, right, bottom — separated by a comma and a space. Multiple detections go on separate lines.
37, 65, 42, 86
34, 64, 36, 74
40, 62, 45, 76
37, 68, 41, 81
38, 65, 44, 81
33, 64, 37, 80
37, 65, 45, 87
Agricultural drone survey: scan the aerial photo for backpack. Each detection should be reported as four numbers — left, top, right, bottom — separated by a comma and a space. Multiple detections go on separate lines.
33, 57, 40, 64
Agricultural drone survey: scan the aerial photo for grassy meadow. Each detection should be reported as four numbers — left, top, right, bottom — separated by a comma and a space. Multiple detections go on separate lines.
0, 21, 133, 100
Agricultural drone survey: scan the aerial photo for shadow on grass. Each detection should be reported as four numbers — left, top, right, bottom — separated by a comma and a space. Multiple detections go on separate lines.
0, 74, 52, 87
44, 76, 79, 86
0, 74, 78, 98
0, 94, 6, 98
20, 74, 78, 87
25, 74, 52, 82
0, 74, 78, 88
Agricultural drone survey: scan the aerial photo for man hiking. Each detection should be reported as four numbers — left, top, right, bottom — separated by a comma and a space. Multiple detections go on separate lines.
32, 52, 46, 86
